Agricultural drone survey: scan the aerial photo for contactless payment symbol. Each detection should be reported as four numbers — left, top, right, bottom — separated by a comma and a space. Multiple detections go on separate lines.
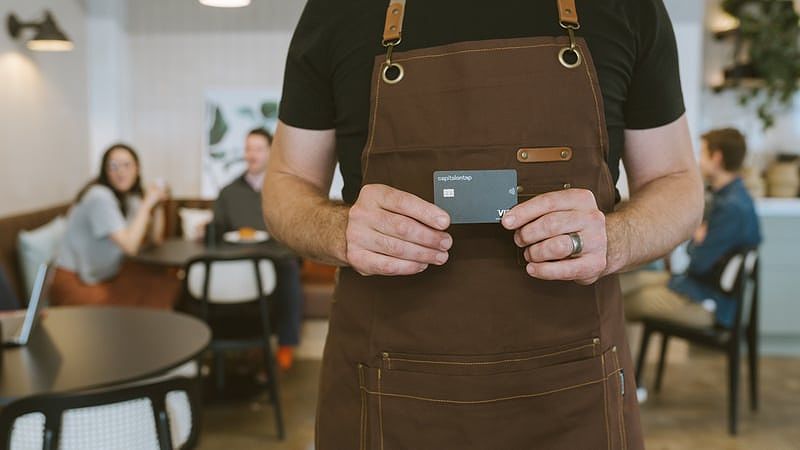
443, 188, 455, 198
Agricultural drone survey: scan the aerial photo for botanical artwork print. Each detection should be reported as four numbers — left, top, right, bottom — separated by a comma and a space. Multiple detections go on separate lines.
202, 89, 280, 197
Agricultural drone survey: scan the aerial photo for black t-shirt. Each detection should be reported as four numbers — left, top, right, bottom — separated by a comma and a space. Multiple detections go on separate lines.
279, 0, 685, 204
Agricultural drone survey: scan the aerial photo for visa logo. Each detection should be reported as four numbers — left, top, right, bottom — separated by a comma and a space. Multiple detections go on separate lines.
497, 209, 511, 217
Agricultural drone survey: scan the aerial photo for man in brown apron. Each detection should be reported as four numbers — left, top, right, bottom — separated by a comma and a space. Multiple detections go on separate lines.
264, 1, 703, 448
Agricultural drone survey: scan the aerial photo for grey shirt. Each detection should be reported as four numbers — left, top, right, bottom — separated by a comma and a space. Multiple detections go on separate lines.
56, 185, 141, 284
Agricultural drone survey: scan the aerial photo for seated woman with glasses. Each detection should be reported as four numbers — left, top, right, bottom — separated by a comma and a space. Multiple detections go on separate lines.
50, 143, 180, 308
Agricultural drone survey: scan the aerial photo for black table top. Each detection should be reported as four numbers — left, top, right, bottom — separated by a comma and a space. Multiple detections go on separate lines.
0, 306, 210, 405
131, 237, 296, 267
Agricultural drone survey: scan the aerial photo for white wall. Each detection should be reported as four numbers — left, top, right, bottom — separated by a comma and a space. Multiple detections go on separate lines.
0, 1, 90, 216
123, 0, 304, 198
664, 0, 706, 143
86, 0, 131, 168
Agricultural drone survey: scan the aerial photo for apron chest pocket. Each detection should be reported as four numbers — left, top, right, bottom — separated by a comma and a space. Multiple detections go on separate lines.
357, 341, 627, 450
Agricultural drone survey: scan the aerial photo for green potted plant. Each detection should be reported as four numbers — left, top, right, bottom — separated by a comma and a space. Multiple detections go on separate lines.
720, 0, 800, 129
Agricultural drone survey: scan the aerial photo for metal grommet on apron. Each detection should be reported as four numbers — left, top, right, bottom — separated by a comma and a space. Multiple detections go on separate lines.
557, 0, 582, 69
381, 0, 406, 84
315, 0, 644, 448
558, 44, 582, 69
381, 44, 405, 84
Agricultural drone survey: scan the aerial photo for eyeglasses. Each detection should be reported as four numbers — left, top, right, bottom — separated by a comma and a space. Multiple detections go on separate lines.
107, 161, 135, 172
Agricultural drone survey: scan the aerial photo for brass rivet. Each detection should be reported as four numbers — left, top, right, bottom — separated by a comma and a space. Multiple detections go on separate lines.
390, 25, 397, 31
516, 185, 524, 193
565, 8, 572, 14
392, 8, 400, 15
560, 150, 569, 159
562, 183, 571, 190
520, 151, 528, 160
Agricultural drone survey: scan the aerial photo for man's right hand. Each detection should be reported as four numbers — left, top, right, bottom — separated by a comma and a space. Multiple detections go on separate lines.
346, 184, 452, 276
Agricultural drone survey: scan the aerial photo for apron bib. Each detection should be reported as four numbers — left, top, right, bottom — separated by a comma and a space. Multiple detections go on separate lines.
317, 1, 644, 448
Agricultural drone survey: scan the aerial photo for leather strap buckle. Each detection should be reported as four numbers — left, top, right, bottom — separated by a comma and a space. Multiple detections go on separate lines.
557, 0, 579, 29
382, 0, 406, 45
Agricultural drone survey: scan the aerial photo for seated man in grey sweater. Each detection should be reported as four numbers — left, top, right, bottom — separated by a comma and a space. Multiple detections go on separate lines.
210, 128, 304, 371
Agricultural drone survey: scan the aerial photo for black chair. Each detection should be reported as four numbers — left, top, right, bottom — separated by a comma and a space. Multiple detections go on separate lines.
0, 377, 200, 450
181, 255, 285, 440
635, 247, 759, 435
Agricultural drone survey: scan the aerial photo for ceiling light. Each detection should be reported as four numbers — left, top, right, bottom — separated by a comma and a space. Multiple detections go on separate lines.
198, 0, 252, 8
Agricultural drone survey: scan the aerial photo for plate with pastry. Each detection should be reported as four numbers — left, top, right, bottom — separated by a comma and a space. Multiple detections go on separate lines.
223, 227, 269, 244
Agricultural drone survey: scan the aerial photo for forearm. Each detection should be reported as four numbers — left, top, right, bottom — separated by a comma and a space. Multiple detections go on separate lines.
263, 172, 350, 266
605, 169, 703, 275
113, 203, 155, 255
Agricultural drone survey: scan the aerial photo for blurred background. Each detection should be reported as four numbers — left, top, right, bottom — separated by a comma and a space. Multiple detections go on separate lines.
0, 1, 799, 449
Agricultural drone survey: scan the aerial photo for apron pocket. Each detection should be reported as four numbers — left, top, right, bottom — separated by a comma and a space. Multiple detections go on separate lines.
358, 345, 625, 450
381, 336, 598, 376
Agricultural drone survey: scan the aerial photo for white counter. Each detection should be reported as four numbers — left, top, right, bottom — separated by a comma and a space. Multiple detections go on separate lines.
756, 198, 800, 217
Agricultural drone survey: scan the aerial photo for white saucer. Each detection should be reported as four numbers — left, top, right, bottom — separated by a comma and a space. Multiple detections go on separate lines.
222, 230, 269, 244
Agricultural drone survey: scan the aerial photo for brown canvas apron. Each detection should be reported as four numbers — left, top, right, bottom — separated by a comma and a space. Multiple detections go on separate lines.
316, 1, 644, 448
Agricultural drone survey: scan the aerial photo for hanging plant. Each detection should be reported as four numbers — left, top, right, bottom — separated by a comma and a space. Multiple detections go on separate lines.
720, 0, 800, 129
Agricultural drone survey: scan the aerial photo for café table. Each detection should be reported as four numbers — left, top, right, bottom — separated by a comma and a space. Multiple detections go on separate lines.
131, 237, 296, 268
0, 306, 210, 405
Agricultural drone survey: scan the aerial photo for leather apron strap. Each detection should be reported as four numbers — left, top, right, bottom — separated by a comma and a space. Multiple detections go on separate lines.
382, 0, 581, 43
380, 0, 584, 81
557, 0, 579, 28
382, 0, 406, 45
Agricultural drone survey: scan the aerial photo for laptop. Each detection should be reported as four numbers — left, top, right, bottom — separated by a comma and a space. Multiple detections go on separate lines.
1, 263, 52, 347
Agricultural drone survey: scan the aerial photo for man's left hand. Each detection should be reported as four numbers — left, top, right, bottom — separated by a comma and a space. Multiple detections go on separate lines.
501, 189, 608, 285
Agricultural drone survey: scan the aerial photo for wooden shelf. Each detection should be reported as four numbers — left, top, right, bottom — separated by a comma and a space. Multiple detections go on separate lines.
710, 78, 767, 92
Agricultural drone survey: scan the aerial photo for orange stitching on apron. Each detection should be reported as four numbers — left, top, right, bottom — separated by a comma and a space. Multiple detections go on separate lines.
361, 368, 622, 405
386, 342, 596, 367
361, 41, 605, 180
613, 351, 627, 450
386, 41, 603, 159
362, 60, 384, 179
358, 364, 367, 450
580, 43, 606, 159
378, 368, 385, 450
392, 43, 561, 63
601, 351, 611, 450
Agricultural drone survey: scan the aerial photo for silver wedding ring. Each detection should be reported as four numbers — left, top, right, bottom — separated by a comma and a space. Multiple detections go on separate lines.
568, 232, 583, 258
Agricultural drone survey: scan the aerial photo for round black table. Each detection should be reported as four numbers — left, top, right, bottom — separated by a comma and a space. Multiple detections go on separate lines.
0, 306, 210, 405
132, 238, 296, 268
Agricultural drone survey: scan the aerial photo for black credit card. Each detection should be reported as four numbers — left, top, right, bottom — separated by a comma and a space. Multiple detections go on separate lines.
433, 170, 518, 224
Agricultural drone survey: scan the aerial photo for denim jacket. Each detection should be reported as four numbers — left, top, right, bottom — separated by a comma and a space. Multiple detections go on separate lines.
668, 177, 762, 327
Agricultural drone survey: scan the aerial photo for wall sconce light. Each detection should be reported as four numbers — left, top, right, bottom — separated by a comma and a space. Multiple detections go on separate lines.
198, 0, 251, 7
6, 11, 74, 52
708, 9, 740, 36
